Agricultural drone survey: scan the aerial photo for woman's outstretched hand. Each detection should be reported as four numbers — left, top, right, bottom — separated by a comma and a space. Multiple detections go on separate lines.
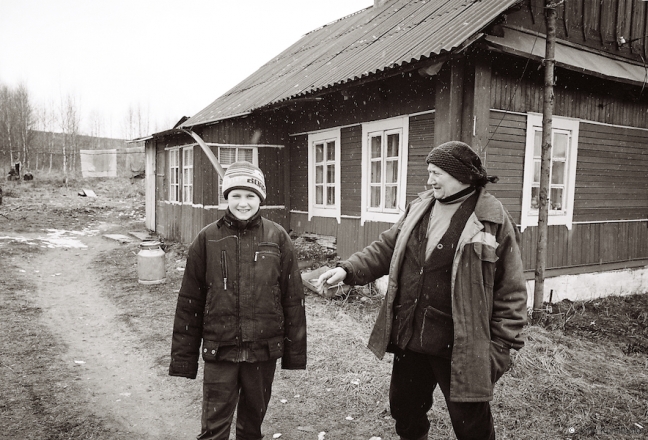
316, 267, 347, 292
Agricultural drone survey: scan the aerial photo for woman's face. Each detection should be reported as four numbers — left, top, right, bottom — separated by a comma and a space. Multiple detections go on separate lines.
427, 163, 469, 200
227, 189, 261, 220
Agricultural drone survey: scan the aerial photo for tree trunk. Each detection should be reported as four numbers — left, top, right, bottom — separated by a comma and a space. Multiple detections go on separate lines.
532, 0, 557, 323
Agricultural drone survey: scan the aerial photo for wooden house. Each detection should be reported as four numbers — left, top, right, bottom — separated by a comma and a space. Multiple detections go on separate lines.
143, 0, 648, 304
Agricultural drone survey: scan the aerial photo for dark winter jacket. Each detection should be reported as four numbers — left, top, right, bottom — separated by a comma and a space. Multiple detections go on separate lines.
340, 188, 527, 402
169, 210, 307, 379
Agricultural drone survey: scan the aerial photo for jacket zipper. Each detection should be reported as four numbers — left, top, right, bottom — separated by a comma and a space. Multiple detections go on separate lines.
236, 232, 242, 353
221, 250, 228, 290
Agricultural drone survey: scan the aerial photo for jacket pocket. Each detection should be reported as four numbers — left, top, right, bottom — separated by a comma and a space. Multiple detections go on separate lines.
472, 242, 499, 288
255, 242, 281, 286
490, 339, 511, 384
267, 336, 284, 359
412, 306, 454, 357
201, 340, 220, 362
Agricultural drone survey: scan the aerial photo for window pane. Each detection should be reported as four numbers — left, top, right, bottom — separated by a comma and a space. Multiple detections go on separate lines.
241, 149, 253, 162
385, 186, 397, 209
220, 148, 236, 165
533, 160, 540, 183
326, 141, 335, 160
531, 186, 539, 209
386, 159, 398, 183
371, 136, 382, 158
327, 186, 335, 205
371, 161, 381, 183
553, 132, 568, 158
316, 186, 323, 204
370, 186, 381, 208
316, 165, 323, 184
533, 131, 542, 157
326, 165, 335, 184
386, 134, 399, 157
550, 188, 563, 210
551, 161, 565, 184
315, 143, 324, 162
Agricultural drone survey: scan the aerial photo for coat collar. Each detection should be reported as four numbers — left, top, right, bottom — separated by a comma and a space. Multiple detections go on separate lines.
218, 208, 262, 230
416, 187, 504, 225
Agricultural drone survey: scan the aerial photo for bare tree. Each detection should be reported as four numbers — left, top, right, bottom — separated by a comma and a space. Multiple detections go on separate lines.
58, 94, 81, 178
14, 83, 35, 170
123, 103, 150, 140
87, 109, 105, 148
35, 102, 58, 173
0, 84, 17, 168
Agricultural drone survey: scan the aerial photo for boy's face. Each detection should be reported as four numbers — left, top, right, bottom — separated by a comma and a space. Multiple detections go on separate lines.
227, 189, 261, 220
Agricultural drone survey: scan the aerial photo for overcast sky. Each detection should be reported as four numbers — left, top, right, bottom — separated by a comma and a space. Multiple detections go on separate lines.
0, 0, 372, 138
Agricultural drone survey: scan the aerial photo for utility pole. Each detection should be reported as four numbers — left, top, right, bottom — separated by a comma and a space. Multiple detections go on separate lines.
532, 0, 557, 323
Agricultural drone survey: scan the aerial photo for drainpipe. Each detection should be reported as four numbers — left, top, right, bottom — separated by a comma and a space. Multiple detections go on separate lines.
180, 129, 225, 178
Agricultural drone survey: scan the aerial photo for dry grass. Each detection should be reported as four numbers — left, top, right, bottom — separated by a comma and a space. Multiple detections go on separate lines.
2, 177, 647, 439
95, 233, 648, 439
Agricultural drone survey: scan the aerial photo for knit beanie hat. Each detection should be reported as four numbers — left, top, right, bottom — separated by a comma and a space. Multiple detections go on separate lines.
426, 141, 498, 187
222, 161, 267, 202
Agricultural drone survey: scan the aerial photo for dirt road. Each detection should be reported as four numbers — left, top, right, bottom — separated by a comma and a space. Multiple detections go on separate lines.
5, 225, 199, 439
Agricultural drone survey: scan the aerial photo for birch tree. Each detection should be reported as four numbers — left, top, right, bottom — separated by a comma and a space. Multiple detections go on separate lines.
14, 84, 35, 170
58, 94, 81, 177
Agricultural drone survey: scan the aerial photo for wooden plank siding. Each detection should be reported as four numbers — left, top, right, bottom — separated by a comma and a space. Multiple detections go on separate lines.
575, 122, 648, 222
484, 117, 648, 271
340, 125, 362, 217
289, 134, 308, 212
483, 111, 527, 221
484, 45, 648, 272
490, 52, 648, 129
407, 112, 435, 201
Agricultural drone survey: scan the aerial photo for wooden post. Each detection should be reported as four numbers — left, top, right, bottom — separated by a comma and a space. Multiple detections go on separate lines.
434, 57, 465, 145
532, 0, 557, 323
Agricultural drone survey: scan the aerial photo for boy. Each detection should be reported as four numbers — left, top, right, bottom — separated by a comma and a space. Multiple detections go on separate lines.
169, 161, 307, 440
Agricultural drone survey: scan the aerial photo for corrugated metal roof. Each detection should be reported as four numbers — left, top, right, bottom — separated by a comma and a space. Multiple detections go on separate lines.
182, 0, 520, 128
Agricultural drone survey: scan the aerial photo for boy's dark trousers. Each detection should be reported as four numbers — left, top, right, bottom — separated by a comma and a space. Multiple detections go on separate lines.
390, 349, 496, 440
198, 359, 277, 440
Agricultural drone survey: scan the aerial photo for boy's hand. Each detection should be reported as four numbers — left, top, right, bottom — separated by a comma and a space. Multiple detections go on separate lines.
316, 267, 347, 291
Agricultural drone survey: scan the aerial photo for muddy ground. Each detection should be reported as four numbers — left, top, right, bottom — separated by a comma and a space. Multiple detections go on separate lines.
1, 177, 647, 440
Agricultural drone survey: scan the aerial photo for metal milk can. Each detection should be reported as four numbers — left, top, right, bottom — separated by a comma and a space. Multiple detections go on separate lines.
137, 241, 166, 284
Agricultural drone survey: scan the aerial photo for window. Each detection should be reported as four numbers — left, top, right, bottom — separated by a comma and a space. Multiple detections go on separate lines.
218, 146, 258, 205
169, 149, 180, 202
182, 147, 194, 204
521, 113, 579, 231
308, 129, 341, 221
361, 117, 409, 224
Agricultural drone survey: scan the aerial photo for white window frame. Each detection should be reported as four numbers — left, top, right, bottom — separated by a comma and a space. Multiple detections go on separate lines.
521, 113, 579, 231
361, 116, 409, 225
217, 146, 258, 206
168, 148, 180, 203
182, 146, 194, 204
308, 129, 341, 222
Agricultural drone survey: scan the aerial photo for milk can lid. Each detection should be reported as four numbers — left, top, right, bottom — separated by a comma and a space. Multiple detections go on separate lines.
139, 240, 162, 249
